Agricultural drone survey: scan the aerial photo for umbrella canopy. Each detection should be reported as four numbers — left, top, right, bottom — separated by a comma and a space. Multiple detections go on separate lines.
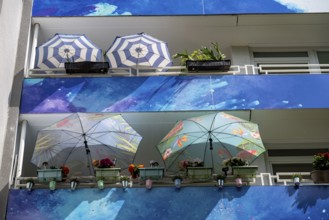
156, 112, 266, 173
31, 113, 142, 176
105, 32, 172, 70
35, 33, 102, 69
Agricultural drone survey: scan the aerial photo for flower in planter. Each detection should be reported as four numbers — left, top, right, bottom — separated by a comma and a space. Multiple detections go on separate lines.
179, 158, 204, 170
223, 157, 248, 167
313, 152, 329, 170
93, 158, 116, 168
60, 165, 70, 177
128, 164, 144, 178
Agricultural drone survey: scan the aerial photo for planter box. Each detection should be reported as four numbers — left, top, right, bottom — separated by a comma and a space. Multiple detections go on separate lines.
187, 167, 212, 182
139, 167, 164, 180
65, 62, 109, 74
186, 60, 231, 72
311, 170, 329, 183
232, 166, 258, 178
95, 168, 121, 182
37, 169, 62, 182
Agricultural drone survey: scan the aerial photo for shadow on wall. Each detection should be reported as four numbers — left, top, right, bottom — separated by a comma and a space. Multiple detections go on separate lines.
7, 186, 329, 219
6, 186, 252, 219
286, 185, 329, 213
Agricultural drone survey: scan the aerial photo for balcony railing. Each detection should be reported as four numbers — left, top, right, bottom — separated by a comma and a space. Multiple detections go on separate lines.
13, 171, 328, 190
26, 63, 329, 78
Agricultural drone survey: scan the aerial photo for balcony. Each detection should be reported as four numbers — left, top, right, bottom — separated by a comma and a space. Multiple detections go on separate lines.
27, 63, 329, 78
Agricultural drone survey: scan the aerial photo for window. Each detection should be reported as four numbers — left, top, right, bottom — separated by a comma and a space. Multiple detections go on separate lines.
252, 51, 310, 75
317, 51, 329, 73
267, 148, 327, 174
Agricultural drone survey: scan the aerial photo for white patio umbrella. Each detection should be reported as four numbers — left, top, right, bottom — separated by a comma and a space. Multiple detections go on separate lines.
34, 33, 102, 69
105, 32, 172, 71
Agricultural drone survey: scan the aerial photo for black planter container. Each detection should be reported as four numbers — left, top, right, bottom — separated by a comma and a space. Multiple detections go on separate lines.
186, 60, 231, 72
65, 62, 109, 74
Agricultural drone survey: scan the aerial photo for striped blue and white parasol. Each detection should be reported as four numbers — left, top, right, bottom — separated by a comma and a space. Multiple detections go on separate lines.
35, 33, 102, 69
105, 33, 172, 70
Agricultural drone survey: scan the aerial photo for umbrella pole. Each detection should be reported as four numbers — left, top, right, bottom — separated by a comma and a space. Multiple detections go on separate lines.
209, 137, 214, 171
83, 135, 95, 177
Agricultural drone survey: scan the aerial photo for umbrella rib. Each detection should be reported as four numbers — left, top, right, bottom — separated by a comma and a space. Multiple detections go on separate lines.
211, 131, 264, 149
211, 121, 256, 132
61, 135, 86, 166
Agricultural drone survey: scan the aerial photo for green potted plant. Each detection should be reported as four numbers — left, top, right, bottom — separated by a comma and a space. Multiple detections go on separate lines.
181, 158, 212, 182
173, 42, 231, 72
37, 163, 63, 183
292, 173, 302, 187
223, 157, 258, 178
120, 175, 130, 189
137, 163, 165, 181
310, 152, 329, 183
93, 158, 121, 183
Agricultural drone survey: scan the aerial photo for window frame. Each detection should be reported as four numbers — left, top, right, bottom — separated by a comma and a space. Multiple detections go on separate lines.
249, 47, 329, 75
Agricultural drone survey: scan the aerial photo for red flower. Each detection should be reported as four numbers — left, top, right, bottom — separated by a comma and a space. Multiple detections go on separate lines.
99, 158, 115, 168
128, 164, 144, 178
60, 166, 70, 176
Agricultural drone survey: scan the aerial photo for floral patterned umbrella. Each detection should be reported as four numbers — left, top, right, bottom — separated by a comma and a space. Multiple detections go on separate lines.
31, 113, 142, 176
156, 112, 266, 173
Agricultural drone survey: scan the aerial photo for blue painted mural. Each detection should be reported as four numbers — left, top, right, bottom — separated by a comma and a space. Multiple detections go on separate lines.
32, 0, 329, 17
20, 75, 329, 114
6, 186, 329, 219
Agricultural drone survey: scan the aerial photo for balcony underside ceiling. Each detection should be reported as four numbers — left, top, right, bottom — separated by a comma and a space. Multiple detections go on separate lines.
21, 109, 329, 148
32, 13, 329, 64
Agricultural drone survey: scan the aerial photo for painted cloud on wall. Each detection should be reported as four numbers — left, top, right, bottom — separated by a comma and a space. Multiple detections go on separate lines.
32, 0, 329, 17
275, 0, 329, 12
87, 3, 131, 16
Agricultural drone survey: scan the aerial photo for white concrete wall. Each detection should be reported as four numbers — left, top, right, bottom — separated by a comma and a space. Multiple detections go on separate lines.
0, 0, 22, 169
0, 0, 32, 218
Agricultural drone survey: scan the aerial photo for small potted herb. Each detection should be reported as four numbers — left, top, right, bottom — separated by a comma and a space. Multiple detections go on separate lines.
120, 175, 130, 189
292, 173, 302, 187
223, 157, 258, 178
